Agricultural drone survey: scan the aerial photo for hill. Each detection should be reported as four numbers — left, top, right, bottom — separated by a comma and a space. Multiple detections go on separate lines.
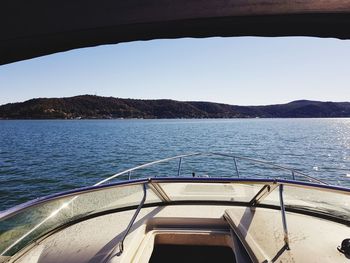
0, 95, 349, 119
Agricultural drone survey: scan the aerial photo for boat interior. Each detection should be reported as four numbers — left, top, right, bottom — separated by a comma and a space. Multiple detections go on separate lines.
2, 0, 350, 262
0, 153, 349, 263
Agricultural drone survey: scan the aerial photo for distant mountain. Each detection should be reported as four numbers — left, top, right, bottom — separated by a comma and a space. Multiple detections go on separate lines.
0, 95, 349, 119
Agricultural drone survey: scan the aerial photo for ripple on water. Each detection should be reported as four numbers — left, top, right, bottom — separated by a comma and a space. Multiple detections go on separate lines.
0, 118, 349, 210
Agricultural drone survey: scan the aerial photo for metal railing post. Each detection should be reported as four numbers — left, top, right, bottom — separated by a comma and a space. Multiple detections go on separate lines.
233, 158, 240, 178
116, 183, 147, 256
177, 157, 182, 176
279, 184, 290, 250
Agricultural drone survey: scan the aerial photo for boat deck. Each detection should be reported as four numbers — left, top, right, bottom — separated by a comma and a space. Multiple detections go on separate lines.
12, 205, 349, 263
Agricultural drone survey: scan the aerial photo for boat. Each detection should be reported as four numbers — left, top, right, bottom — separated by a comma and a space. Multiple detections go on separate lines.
1, 0, 350, 262
0, 152, 349, 262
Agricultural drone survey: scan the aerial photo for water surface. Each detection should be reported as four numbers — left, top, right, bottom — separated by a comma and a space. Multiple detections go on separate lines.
0, 118, 349, 210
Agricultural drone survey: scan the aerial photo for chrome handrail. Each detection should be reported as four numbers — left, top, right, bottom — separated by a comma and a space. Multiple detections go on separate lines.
94, 152, 327, 185
94, 153, 202, 186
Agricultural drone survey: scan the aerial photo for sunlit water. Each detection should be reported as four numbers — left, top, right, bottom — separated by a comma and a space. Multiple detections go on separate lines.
0, 118, 350, 210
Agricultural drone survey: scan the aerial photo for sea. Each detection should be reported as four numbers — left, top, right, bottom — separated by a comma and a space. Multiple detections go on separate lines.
0, 118, 350, 211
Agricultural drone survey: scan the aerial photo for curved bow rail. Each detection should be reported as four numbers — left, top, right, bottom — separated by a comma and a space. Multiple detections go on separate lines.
95, 152, 327, 186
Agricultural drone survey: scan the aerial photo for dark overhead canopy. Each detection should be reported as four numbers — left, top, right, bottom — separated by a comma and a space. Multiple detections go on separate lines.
1, 0, 350, 65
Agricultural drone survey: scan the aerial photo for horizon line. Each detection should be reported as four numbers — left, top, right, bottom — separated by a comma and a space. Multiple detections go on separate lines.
1, 94, 349, 107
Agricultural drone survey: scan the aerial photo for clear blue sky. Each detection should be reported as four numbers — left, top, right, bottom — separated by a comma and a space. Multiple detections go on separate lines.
0, 37, 349, 106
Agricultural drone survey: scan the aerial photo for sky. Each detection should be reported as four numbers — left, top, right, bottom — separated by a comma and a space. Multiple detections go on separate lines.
0, 36, 349, 106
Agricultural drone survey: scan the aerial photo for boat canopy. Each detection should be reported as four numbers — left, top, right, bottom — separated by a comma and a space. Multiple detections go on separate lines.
1, 0, 350, 65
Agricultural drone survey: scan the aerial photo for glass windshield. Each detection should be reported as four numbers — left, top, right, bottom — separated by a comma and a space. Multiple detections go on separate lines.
158, 182, 264, 202
0, 179, 349, 257
0, 183, 160, 256
261, 184, 350, 221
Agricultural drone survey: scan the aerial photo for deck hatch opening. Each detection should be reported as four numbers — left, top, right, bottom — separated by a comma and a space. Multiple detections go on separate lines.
149, 244, 235, 263
149, 232, 236, 263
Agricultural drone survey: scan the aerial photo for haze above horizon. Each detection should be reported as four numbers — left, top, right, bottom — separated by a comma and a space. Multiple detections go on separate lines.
0, 37, 349, 105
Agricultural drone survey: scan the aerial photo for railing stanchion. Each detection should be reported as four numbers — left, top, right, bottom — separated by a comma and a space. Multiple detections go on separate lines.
116, 183, 147, 256
177, 157, 182, 177
291, 170, 295, 180
279, 184, 290, 250
128, 171, 131, 180
233, 158, 240, 178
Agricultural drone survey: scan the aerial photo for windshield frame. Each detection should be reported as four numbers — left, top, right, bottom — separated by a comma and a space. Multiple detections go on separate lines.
1, 177, 349, 220
1, 177, 349, 258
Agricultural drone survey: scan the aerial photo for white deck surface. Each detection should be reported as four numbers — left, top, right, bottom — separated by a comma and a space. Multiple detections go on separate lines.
12, 205, 350, 263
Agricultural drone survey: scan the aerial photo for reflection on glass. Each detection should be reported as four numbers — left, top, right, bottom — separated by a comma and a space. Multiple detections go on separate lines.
0, 184, 160, 256
159, 182, 264, 202
261, 185, 350, 220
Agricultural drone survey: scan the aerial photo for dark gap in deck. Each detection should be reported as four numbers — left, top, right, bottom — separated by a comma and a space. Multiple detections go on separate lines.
149, 244, 236, 263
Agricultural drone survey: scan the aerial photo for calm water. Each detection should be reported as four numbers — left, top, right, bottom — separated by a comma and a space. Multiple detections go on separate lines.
0, 118, 350, 210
